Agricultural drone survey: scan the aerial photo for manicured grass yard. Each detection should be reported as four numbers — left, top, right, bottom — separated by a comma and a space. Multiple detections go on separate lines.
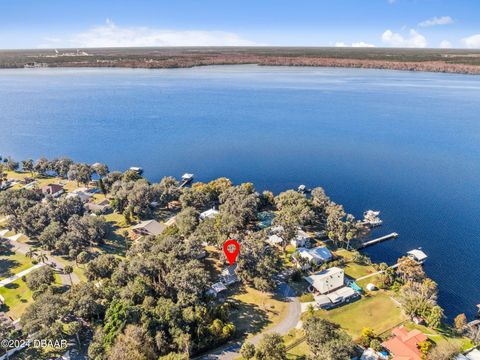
0, 251, 34, 280
0, 278, 33, 319
312, 291, 406, 340
343, 262, 377, 279
230, 286, 289, 338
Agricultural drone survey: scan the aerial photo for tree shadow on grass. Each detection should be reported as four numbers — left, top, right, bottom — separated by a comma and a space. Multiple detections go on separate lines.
227, 298, 271, 336
0, 259, 21, 278
4, 282, 20, 290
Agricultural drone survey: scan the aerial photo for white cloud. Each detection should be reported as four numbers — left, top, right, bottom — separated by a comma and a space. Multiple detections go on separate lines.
439, 40, 452, 49
418, 16, 454, 28
381, 29, 427, 48
461, 34, 480, 49
335, 41, 375, 48
41, 20, 256, 48
352, 42, 376, 48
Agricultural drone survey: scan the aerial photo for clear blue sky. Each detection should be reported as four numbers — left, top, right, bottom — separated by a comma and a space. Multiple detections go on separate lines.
1, 0, 480, 49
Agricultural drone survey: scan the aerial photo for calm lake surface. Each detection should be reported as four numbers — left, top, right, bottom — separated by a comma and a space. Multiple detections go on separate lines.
1, 65, 479, 319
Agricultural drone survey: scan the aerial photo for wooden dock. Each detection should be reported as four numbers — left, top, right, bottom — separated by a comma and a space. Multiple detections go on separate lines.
358, 232, 398, 249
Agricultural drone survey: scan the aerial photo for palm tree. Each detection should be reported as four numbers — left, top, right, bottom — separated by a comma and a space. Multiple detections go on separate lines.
25, 248, 37, 260
35, 252, 48, 264
64, 265, 74, 286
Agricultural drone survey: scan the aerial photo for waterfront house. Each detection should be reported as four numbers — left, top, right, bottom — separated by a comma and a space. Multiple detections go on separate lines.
382, 326, 427, 360
200, 208, 219, 220
41, 183, 64, 198
131, 220, 166, 237
304, 267, 344, 294
295, 246, 332, 268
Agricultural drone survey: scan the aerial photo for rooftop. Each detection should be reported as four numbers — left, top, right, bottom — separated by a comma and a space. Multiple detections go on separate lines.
382, 326, 427, 360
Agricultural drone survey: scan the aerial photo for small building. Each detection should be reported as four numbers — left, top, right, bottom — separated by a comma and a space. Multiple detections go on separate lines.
296, 246, 333, 267
131, 220, 166, 237
363, 210, 383, 227
366, 283, 377, 291
208, 282, 228, 297
200, 208, 219, 220
41, 183, 64, 198
407, 249, 428, 264
291, 229, 310, 248
304, 267, 344, 294
382, 326, 428, 360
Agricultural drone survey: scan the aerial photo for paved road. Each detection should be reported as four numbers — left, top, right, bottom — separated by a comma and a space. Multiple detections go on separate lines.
2, 236, 80, 286
196, 282, 301, 360
0, 263, 45, 287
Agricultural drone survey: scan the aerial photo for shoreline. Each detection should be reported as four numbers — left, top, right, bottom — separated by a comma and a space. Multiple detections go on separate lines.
2, 47, 480, 75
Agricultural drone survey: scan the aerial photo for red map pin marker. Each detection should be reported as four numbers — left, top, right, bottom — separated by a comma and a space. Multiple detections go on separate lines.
223, 239, 240, 266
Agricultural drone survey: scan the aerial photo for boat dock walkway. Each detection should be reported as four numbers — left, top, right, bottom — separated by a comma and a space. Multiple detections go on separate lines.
358, 232, 398, 249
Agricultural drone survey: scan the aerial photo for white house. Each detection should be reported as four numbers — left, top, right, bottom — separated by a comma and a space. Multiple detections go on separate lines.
296, 246, 333, 266
291, 229, 310, 248
304, 267, 344, 294
66, 187, 93, 203
200, 208, 219, 220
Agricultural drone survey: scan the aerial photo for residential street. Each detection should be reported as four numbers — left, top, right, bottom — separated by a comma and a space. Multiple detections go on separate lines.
3, 237, 80, 286
196, 282, 301, 360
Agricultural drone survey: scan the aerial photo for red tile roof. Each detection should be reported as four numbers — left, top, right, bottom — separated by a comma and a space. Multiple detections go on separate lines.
382, 326, 428, 360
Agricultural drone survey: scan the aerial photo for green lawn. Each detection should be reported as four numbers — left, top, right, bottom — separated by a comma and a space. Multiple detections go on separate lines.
0, 251, 34, 280
343, 262, 377, 279
0, 278, 33, 319
230, 286, 289, 338
310, 291, 407, 340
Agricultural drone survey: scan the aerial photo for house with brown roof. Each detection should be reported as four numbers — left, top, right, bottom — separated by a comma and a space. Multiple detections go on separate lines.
41, 183, 64, 198
382, 326, 428, 360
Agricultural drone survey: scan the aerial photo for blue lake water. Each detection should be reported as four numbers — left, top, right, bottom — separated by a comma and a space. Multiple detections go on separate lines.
0, 65, 479, 320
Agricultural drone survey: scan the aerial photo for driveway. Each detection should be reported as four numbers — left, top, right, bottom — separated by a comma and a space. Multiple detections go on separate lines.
196, 282, 301, 360
0, 263, 45, 287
